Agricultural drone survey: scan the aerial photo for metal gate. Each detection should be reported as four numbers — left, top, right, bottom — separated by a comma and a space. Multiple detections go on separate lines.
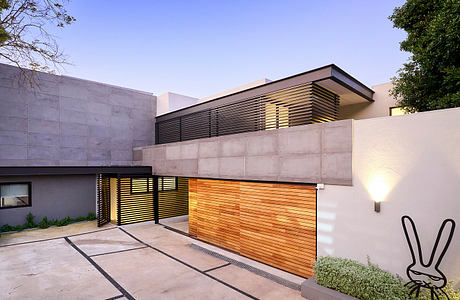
97, 174, 111, 227
97, 175, 188, 226
117, 175, 155, 225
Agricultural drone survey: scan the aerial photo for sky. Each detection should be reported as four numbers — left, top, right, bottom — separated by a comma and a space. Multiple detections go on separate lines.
49, 0, 409, 98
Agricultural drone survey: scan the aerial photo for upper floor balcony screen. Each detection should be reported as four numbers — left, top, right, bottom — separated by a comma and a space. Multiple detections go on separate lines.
155, 65, 374, 144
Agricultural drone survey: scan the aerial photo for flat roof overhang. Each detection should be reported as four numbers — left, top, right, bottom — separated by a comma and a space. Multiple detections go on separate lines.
156, 64, 374, 122
0, 166, 152, 176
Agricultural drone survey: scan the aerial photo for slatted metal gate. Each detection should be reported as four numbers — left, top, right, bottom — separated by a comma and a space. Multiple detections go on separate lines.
97, 174, 111, 227
158, 177, 189, 220
97, 175, 189, 226
118, 176, 155, 225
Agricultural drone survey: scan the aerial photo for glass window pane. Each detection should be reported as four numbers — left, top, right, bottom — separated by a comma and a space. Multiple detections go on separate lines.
131, 178, 149, 194
0, 183, 30, 208
162, 177, 176, 191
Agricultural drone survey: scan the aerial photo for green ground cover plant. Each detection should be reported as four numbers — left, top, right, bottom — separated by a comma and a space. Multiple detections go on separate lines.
0, 212, 96, 233
314, 256, 460, 300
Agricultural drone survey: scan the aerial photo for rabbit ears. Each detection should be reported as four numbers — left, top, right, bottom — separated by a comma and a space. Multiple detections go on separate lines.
401, 215, 456, 268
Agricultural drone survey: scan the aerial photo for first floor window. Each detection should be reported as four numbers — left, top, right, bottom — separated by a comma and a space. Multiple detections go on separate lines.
158, 177, 177, 192
130, 178, 153, 194
0, 183, 31, 208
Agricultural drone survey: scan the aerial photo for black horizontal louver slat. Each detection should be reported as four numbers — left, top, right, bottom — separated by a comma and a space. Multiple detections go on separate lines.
97, 175, 111, 227
155, 83, 339, 144
158, 177, 188, 220
118, 177, 154, 225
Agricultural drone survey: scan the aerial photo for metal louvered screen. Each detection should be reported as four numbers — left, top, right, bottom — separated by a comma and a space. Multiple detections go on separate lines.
158, 177, 188, 219
156, 82, 339, 144
97, 175, 111, 227
118, 177, 154, 225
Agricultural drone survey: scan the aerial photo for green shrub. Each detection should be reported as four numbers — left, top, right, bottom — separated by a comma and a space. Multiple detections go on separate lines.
0, 224, 14, 232
0, 212, 97, 233
87, 212, 96, 220
56, 217, 72, 227
419, 282, 460, 300
25, 212, 36, 228
37, 216, 50, 229
314, 256, 409, 300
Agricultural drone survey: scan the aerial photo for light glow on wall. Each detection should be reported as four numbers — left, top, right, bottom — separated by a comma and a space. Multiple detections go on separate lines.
367, 175, 391, 203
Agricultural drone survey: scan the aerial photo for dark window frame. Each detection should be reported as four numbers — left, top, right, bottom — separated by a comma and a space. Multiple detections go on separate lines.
0, 182, 32, 210
158, 176, 178, 192
130, 178, 151, 195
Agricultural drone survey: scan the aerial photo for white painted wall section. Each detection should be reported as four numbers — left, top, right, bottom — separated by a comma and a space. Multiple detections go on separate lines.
156, 92, 198, 116
317, 107, 460, 286
339, 82, 398, 120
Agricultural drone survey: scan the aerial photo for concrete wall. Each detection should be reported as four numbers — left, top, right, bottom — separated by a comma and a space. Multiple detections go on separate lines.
0, 174, 96, 226
156, 92, 198, 116
317, 107, 460, 285
339, 82, 397, 120
0, 63, 156, 166
134, 119, 352, 185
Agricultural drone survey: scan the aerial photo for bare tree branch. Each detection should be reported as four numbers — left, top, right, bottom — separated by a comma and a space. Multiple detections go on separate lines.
0, 0, 75, 86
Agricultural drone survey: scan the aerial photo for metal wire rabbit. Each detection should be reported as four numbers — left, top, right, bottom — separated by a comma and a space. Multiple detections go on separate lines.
401, 216, 456, 299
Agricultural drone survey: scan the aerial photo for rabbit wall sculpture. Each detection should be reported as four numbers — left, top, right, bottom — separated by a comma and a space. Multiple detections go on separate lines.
401, 215, 456, 300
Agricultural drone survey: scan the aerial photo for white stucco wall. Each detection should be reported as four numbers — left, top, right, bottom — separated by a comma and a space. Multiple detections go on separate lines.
317, 107, 460, 286
339, 82, 398, 120
156, 92, 198, 116
198, 78, 272, 103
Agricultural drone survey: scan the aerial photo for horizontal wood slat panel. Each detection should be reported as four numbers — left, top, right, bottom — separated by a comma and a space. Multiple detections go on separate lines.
188, 178, 316, 278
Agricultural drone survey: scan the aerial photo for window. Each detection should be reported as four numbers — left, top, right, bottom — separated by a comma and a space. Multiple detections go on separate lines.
265, 103, 289, 130
0, 183, 31, 209
390, 106, 405, 116
130, 178, 153, 194
158, 177, 177, 192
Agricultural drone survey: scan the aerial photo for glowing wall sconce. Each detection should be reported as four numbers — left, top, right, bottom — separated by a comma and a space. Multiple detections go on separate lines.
374, 201, 381, 213
367, 176, 390, 213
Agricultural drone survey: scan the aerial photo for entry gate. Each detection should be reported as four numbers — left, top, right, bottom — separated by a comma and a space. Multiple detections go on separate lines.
97, 174, 156, 226
97, 174, 111, 227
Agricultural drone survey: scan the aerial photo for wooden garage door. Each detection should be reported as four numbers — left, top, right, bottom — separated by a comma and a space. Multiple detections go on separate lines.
189, 178, 316, 277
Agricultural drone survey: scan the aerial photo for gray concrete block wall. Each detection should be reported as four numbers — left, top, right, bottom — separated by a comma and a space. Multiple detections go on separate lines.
0, 174, 96, 227
0, 63, 156, 166
134, 119, 353, 185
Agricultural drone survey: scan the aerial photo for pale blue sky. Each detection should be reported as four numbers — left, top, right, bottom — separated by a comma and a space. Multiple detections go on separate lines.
53, 0, 408, 98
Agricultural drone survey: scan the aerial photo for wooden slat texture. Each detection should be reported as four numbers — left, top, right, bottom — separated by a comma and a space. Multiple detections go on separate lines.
158, 177, 189, 219
188, 178, 316, 278
118, 177, 154, 225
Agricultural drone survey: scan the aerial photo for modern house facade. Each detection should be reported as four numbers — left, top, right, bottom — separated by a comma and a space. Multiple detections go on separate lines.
1, 62, 459, 284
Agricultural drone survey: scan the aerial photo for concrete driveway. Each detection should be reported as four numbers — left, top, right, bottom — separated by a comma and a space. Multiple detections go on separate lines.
0, 221, 305, 300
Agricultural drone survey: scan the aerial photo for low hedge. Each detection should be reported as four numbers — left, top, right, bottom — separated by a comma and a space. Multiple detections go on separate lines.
314, 256, 460, 300
0, 212, 96, 233
314, 256, 409, 300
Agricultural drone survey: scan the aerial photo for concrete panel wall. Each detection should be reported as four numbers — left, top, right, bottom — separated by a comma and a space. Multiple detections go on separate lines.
134, 119, 353, 185
317, 107, 460, 285
0, 63, 156, 166
0, 174, 96, 226
339, 82, 397, 120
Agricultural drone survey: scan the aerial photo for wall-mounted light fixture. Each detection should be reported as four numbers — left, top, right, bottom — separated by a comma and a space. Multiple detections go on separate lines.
374, 201, 381, 213
368, 176, 389, 214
